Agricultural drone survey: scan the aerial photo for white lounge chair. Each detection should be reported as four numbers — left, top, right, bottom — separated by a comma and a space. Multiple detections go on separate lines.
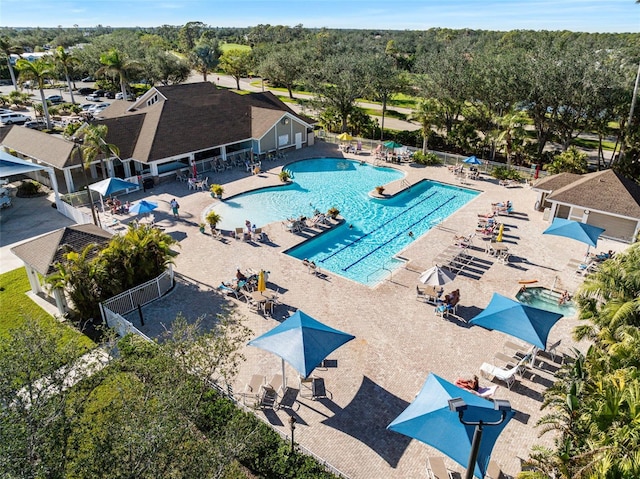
480, 353, 531, 389
426, 456, 452, 479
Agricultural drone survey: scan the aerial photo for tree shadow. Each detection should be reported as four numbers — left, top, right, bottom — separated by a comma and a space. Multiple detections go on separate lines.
321, 376, 412, 468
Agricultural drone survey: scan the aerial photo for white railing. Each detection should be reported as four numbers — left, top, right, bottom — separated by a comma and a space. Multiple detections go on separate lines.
100, 265, 174, 319
56, 200, 93, 224
101, 306, 151, 341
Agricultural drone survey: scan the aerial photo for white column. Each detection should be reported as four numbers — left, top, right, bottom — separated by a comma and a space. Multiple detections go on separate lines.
123, 160, 132, 178
25, 265, 42, 294
63, 167, 75, 193
53, 288, 69, 316
45, 167, 62, 208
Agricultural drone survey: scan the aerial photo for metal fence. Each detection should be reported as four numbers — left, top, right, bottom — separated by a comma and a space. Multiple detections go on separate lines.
100, 265, 174, 319
102, 306, 151, 341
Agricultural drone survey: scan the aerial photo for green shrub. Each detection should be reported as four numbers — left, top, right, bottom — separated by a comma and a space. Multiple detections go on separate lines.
491, 166, 523, 181
17, 180, 41, 196
412, 151, 441, 166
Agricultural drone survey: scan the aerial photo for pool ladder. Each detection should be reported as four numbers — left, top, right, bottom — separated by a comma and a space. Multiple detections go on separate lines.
366, 260, 397, 284
401, 179, 411, 191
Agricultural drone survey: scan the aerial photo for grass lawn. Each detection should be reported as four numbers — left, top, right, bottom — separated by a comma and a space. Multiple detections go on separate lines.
0, 267, 94, 351
220, 43, 251, 53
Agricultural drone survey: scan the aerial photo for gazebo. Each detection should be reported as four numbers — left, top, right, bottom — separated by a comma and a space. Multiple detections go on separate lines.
10, 224, 112, 316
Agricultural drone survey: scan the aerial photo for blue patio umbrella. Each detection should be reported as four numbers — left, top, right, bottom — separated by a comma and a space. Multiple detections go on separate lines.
542, 218, 605, 256
388, 373, 515, 478
89, 177, 139, 197
128, 200, 158, 215
248, 310, 355, 389
469, 293, 563, 350
463, 156, 482, 165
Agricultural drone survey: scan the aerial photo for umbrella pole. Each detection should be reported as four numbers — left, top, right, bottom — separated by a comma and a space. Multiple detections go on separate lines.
465, 424, 484, 479
282, 358, 287, 392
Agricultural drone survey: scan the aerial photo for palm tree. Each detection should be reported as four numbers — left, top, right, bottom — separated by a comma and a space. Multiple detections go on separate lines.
54, 46, 79, 104
410, 99, 443, 153
15, 57, 55, 129
96, 49, 140, 100
495, 109, 528, 168
0, 36, 24, 91
76, 124, 120, 180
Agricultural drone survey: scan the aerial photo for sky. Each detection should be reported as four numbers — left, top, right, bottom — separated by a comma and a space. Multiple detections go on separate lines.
1, 0, 639, 33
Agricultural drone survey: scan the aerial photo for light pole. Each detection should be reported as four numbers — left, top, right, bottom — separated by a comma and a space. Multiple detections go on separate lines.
72, 137, 100, 227
448, 398, 512, 479
288, 415, 296, 456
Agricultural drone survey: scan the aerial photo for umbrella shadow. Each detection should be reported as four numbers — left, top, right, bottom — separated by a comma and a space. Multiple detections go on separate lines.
167, 231, 188, 242
321, 376, 412, 467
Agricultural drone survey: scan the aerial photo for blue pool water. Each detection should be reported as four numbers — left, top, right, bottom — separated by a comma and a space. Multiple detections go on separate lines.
210, 158, 479, 285
516, 287, 576, 316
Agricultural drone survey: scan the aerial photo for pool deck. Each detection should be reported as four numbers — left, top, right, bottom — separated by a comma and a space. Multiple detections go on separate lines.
4, 142, 628, 478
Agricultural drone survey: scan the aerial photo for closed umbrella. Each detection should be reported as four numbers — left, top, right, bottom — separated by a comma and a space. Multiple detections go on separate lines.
469, 293, 563, 350
388, 373, 515, 479
418, 265, 455, 286
257, 270, 266, 292
248, 310, 355, 390
128, 200, 158, 215
496, 224, 504, 242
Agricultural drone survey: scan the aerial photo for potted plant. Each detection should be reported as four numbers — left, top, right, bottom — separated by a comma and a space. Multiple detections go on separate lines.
375, 185, 385, 195
205, 211, 221, 231
327, 206, 340, 219
210, 184, 224, 198
198, 223, 206, 234
279, 170, 291, 182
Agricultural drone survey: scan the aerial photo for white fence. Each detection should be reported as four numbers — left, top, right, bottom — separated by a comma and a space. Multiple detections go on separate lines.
56, 199, 93, 224
100, 265, 174, 319
101, 306, 151, 341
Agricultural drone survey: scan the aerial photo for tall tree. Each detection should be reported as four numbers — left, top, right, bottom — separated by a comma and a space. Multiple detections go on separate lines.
307, 54, 369, 133
0, 36, 23, 91
410, 98, 443, 153
257, 45, 305, 99
364, 54, 408, 140
54, 46, 79, 104
219, 48, 253, 90
190, 38, 220, 82
96, 48, 140, 100
15, 57, 55, 129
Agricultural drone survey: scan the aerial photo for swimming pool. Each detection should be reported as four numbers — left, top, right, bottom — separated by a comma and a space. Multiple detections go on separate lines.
209, 158, 478, 285
516, 287, 576, 316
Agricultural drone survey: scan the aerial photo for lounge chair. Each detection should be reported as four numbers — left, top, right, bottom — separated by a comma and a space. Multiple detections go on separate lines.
416, 285, 428, 302
259, 384, 278, 409
426, 456, 452, 479
251, 227, 264, 242
234, 227, 246, 241
474, 385, 499, 399
480, 353, 531, 389
243, 374, 265, 406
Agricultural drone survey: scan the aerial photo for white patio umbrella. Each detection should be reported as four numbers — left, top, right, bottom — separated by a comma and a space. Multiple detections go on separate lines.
418, 265, 455, 286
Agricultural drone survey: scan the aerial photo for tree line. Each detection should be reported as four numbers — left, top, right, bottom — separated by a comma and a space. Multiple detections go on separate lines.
2, 24, 638, 176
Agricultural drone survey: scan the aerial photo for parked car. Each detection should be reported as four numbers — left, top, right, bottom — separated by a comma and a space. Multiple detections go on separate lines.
89, 103, 111, 114
81, 76, 94, 82
85, 94, 102, 102
0, 108, 13, 115
45, 95, 64, 104
24, 120, 45, 129
93, 89, 106, 97
115, 92, 135, 100
104, 91, 116, 99
80, 103, 94, 111
0, 113, 31, 125
77, 87, 95, 95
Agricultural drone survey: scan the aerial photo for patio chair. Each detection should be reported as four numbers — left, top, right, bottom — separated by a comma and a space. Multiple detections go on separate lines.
426, 456, 452, 479
234, 227, 246, 241
480, 353, 531, 389
243, 374, 265, 406
259, 384, 278, 410
416, 285, 428, 302
251, 227, 264, 242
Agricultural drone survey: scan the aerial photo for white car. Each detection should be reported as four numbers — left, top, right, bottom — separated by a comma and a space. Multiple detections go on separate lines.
115, 92, 135, 100
0, 113, 31, 125
89, 103, 111, 114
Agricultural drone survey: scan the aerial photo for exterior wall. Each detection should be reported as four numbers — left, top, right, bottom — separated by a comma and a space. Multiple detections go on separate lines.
587, 212, 638, 243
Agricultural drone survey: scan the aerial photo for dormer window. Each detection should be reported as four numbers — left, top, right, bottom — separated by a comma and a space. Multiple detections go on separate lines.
147, 94, 158, 107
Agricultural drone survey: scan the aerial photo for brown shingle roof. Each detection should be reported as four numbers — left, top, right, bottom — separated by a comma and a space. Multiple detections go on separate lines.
10, 224, 112, 276
98, 83, 312, 163
547, 169, 640, 219
0, 127, 75, 169
532, 172, 582, 192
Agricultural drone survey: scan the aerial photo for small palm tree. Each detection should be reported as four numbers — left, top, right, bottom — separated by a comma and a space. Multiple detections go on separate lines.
495, 109, 528, 168
76, 124, 120, 180
16, 57, 55, 129
96, 48, 140, 100
54, 46, 79, 104
0, 36, 24, 91
410, 99, 443, 154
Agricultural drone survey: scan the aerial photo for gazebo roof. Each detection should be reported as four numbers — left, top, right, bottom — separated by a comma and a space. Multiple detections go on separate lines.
10, 224, 112, 276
